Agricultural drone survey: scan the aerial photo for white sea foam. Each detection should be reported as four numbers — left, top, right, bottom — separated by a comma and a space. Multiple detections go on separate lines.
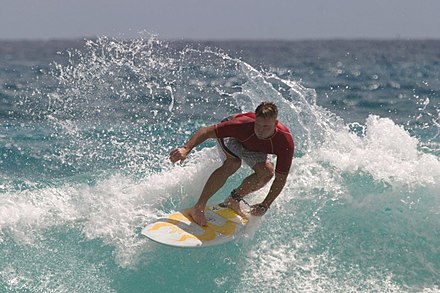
318, 115, 440, 188
0, 147, 221, 268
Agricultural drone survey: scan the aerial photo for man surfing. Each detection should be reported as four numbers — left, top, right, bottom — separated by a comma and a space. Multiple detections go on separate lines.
169, 102, 294, 226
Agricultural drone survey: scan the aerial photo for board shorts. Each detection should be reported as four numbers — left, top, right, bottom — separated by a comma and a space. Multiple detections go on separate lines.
216, 137, 269, 168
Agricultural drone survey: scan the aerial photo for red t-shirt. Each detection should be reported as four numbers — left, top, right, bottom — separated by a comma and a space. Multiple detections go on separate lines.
214, 113, 294, 174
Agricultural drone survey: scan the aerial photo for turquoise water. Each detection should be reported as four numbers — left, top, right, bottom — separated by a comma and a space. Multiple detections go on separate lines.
0, 37, 439, 292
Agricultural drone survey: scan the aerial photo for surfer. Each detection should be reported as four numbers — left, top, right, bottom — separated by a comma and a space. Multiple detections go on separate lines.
169, 102, 294, 226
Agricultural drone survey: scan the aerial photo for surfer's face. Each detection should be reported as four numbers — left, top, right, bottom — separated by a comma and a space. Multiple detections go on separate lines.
254, 116, 277, 139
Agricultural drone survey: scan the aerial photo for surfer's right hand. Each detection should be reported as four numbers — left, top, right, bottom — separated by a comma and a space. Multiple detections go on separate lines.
169, 147, 189, 164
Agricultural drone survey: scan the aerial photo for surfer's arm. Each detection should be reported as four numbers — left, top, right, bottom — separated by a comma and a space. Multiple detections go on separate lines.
251, 172, 288, 216
169, 125, 217, 164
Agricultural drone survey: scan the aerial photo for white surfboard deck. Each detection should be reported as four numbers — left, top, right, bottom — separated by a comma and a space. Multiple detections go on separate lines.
142, 204, 248, 248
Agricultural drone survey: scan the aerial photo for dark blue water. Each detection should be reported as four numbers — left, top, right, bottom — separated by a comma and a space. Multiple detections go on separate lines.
0, 37, 439, 292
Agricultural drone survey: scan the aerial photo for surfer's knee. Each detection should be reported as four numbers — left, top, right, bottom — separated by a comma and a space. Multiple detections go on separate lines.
221, 158, 241, 175
254, 161, 274, 183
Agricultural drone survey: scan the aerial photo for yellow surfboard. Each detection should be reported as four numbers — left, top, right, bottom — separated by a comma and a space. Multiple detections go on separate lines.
142, 204, 248, 248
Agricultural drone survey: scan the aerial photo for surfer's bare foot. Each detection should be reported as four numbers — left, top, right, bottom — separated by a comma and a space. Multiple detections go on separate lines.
225, 197, 248, 219
189, 206, 208, 226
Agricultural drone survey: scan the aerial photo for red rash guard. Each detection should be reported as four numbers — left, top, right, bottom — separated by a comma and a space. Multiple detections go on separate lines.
214, 112, 294, 174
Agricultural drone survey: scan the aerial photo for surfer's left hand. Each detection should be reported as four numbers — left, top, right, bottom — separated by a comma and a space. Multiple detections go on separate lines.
250, 203, 269, 216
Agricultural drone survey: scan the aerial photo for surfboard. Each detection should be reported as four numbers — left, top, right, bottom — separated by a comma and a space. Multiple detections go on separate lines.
141, 204, 248, 248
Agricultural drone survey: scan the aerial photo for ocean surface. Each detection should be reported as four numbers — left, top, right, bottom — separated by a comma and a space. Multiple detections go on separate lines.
0, 37, 439, 292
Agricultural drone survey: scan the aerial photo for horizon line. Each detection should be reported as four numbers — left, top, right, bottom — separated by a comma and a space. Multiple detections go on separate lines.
1, 36, 439, 43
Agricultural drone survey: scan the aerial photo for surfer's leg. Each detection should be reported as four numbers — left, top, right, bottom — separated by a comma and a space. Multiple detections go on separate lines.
190, 156, 241, 226
235, 161, 274, 196
224, 161, 273, 217
197, 157, 241, 206
221, 145, 272, 216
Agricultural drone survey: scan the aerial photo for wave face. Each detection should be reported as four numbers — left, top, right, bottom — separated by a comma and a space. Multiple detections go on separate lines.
0, 37, 439, 292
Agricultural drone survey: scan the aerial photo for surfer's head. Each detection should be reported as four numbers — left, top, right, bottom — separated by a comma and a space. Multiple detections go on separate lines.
254, 102, 278, 139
